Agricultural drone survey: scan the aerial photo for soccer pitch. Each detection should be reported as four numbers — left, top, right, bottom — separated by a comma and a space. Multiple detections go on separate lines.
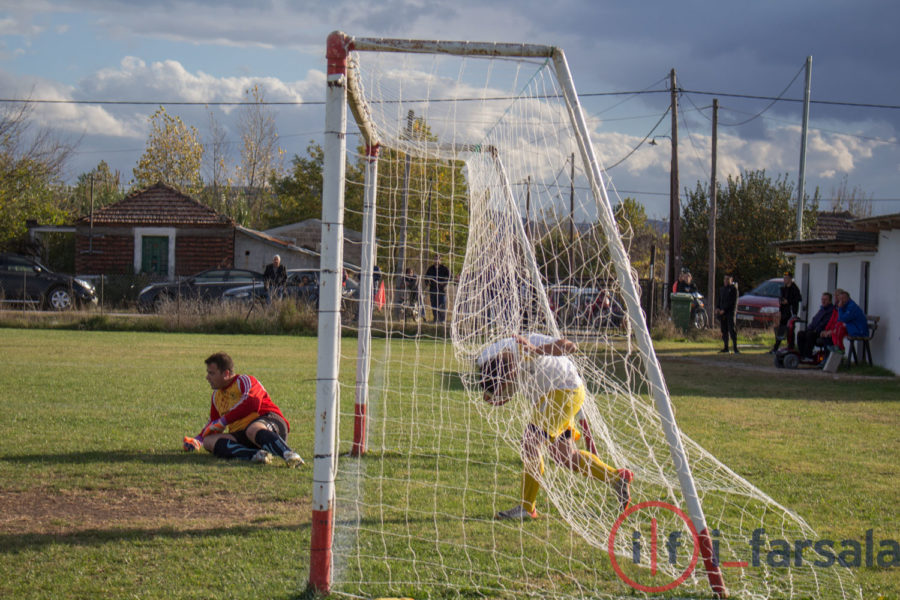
0, 328, 897, 599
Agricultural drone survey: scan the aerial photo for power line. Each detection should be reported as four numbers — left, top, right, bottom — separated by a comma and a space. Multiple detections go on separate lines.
2, 89, 899, 110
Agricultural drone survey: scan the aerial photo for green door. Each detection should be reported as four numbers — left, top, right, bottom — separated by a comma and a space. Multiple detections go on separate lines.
142, 236, 169, 275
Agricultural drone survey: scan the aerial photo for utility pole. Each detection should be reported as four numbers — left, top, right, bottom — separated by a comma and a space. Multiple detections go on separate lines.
707, 99, 718, 324
796, 56, 812, 239
397, 111, 414, 280
667, 68, 681, 302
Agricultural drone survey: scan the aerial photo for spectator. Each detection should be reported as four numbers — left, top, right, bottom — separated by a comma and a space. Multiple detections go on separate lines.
796, 292, 834, 358
424, 254, 451, 323
715, 274, 739, 353
771, 272, 801, 353
263, 254, 287, 299
402, 267, 419, 308
674, 271, 698, 294
829, 289, 869, 351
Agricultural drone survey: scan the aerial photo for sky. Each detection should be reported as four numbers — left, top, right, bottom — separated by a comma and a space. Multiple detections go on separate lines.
1, 0, 899, 220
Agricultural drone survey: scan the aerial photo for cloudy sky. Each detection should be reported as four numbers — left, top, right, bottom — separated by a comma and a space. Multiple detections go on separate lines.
1, 0, 898, 219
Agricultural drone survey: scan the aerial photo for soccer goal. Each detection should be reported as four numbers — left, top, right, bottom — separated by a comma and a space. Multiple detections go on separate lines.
310, 31, 860, 599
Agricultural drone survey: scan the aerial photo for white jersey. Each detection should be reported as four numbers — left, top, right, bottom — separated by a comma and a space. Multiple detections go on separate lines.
477, 333, 583, 399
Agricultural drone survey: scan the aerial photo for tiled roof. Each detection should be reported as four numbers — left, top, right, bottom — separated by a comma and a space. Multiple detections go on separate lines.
811, 210, 855, 239
76, 182, 233, 226
853, 212, 900, 232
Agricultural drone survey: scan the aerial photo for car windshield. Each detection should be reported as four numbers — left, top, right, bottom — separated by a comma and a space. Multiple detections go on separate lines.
748, 280, 781, 297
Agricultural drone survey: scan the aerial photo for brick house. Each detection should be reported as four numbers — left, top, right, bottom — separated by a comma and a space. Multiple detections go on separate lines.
74, 182, 234, 279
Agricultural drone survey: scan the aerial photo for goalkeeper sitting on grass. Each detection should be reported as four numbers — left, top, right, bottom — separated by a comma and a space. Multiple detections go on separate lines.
182, 352, 304, 467
477, 334, 632, 519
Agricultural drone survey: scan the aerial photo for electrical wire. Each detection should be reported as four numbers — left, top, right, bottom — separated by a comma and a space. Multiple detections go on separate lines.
602, 106, 671, 171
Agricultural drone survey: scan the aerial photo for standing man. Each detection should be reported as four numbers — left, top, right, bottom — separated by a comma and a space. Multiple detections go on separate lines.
263, 254, 287, 299
771, 272, 802, 353
796, 292, 835, 358
715, 274, 739, 353
183, 352, 304, 467
424, 254, 451, 323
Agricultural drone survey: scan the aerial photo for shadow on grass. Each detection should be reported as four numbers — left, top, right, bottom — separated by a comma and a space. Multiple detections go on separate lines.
440, 370, 468, 392
0, 522, 309, 555
0, 449, 248, 466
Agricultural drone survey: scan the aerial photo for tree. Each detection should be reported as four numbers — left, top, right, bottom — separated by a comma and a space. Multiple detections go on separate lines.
680, 169, 818, 293
237, 86, 282, 225
828, 175, 873, 217
267, 142, 328, 228
64, 161, 123, 218
613, 197, 664, 274
133, 106, 204, 195
0, 101, 75, 251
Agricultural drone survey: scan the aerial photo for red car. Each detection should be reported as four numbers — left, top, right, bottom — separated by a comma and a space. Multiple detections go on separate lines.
736, 278, 782, 327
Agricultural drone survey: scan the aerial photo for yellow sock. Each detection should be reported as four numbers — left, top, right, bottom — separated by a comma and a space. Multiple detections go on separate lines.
521, 456, 544, 513
577, 449, 617, 482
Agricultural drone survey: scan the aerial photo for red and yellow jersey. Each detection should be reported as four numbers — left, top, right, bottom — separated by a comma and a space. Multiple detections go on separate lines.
209, 374, 289, 434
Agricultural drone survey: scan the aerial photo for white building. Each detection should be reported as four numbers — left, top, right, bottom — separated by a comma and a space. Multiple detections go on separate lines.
777, 213, 899, 374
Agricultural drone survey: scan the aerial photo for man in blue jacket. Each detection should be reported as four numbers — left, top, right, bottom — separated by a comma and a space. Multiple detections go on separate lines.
797, 292, 835, 358
832, 289, 868, 350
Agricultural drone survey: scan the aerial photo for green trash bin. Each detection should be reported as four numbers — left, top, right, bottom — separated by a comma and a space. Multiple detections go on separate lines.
670, 292, 693, 331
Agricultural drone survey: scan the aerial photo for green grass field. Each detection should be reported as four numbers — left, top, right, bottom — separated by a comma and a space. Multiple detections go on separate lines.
0, 329, 897, 599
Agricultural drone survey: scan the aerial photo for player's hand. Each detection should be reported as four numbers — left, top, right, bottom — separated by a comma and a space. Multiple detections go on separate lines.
183, 436, 202, 451
200, 417, 227, 438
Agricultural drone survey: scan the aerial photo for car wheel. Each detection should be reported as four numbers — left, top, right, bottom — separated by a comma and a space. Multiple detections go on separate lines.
46, 287, 74, 311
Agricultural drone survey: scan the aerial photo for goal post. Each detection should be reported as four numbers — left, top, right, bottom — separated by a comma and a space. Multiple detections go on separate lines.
310, 30, 861, 600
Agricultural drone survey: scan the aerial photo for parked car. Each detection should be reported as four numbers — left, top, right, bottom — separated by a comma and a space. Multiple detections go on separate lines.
736, 277, 782, 327
0, 253, 97, 310
223, 269, 321, 305
138, 268, 265, 311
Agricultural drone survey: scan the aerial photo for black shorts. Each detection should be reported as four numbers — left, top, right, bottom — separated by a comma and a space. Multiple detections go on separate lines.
232, 413, 288, 447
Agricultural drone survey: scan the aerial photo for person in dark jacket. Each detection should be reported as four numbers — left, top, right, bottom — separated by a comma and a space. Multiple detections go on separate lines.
263, 254, 287, 299
424, 254, 451, 323
715, 274, 739, 353
771, 272, 802, 353
796, 292, 835, 358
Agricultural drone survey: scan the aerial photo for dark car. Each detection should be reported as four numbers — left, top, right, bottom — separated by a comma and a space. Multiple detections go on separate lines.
223, 269, 321, 305
736, 278, 782, 327
138, 268, 265, 311
0, 253, 97, 310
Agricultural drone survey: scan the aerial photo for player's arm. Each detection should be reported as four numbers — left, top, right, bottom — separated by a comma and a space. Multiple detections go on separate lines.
518, 334, 577, 356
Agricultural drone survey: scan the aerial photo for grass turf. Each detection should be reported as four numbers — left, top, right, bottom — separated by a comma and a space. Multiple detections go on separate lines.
0, 329, 896, 599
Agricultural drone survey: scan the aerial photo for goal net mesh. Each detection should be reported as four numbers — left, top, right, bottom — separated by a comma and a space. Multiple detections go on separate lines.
327, 40, 859, 600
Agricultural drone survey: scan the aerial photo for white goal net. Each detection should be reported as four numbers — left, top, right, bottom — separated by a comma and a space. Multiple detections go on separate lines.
312, 32, 861, 600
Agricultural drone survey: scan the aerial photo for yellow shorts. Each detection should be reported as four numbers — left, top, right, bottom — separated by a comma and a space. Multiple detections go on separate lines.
530, 386, 585, 441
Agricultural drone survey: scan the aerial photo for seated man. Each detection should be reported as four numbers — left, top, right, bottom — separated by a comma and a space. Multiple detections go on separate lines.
831, 289, 869, 351
476, 333, 633, 520
183, 352, 304, 467
796, 292, 835, 358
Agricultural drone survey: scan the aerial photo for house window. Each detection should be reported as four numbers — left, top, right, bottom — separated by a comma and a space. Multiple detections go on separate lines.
134, 227, 176, 278
827, 262, 838, 293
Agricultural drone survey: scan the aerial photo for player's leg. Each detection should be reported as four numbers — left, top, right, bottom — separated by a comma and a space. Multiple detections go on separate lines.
203, 433, 264, 461
549, 387, 633, 511
497, 425, 544, 520
246, 414, 304, 467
